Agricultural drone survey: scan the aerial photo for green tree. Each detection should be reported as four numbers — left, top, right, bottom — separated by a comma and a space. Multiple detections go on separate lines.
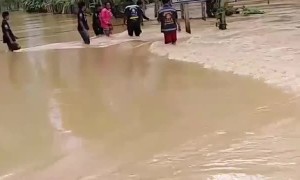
0, 0, 21, 11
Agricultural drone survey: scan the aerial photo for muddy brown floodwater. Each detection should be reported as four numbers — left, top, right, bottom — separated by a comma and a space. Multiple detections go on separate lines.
1, 9, 300, 180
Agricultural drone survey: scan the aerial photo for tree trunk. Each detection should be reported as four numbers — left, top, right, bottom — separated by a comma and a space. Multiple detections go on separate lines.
180, 3, 184, 19
154, 0, 159, 18
218, 0, 227, 30
183, 3, 191, 34
62, 4, 66, 14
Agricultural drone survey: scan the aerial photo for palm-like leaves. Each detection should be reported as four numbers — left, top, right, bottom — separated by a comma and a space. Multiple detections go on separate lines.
19, 0, 78, 13
0, 0, 144, 13
0, 0, 21, 11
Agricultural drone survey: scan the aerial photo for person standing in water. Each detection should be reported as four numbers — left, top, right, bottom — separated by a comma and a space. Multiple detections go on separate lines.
100, 2, 113, 37
124, 0, 149, 37
136, 0, 147, 26
77, 1, 90, 44
2, 11, 21, 52
157, 0, 181, 45
206, 0, 215, 18
92, 4, 104, 36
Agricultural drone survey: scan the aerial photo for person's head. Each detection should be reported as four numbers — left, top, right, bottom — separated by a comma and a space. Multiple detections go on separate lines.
105, 2, 111, 9
78, 1, 86, 10
95, 4, 101, 11
2, 11, 9, 20
136, 0, 142, 6
126, 0, 134, 5
162, 0, 170, 5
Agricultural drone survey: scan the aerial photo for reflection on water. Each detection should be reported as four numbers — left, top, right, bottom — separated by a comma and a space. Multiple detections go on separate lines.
1, 45, 300, 179
1, 1, 300, 180
0, 12, 125, 52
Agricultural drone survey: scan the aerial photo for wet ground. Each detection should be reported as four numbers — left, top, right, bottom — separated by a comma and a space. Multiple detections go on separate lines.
1, 2, 300, 179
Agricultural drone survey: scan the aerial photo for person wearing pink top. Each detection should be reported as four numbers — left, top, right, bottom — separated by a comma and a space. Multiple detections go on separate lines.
100, 2, 113, 36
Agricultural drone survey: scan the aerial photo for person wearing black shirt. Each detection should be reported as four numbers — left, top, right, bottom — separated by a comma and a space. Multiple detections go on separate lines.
124, 0, 149, 37
92, 4, 104, 36
77, 1, 90, 44
206, 0, 215, 18
2, 11, 20, 52
137, 0, 146, 26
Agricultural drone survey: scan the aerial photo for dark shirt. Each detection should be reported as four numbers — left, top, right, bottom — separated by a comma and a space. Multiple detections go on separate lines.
124, 4, 149, 23
92, 10, 100, 27
77, 9, 89, 31
158, 4, 178, 32
2, 20, 16, 43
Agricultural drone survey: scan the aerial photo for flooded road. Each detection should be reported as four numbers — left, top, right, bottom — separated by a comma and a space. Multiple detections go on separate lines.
1, 2, 300, 179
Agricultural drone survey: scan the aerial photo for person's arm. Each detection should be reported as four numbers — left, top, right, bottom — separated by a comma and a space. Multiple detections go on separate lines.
80, 21, 86, 30
140, 8, 150, 20
4, 24, 14, 43
93, 13, 99, 26
99, 11, 102, 25
11, 29, 18, 39
79, 13, 86, 31
5, 31, 13, 43
108, 10, 113, 26
97, 13, 101, 27
84, 13, 89, 30
123, 7, 128, 24
175, 19, 181, 31
142, 14, 150, 20
157, 11, 161, 22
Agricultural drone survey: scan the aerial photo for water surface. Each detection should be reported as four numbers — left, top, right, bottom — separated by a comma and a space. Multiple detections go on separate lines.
1, 5, 300, 180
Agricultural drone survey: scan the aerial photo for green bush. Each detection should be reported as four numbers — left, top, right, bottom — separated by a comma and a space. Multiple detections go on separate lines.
22, 0, 47, 12
21, 0, 78, 13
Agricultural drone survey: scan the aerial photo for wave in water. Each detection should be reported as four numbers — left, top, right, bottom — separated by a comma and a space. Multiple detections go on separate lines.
17, 28, 189, 52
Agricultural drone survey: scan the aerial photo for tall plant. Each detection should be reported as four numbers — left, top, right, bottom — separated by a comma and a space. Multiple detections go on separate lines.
0, 0, 21, 11
21, 0, 79, 13
22, 0, 48, 12
52, 0, 76, 14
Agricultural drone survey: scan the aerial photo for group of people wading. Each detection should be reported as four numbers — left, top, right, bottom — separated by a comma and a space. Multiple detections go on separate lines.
77, 0, 181, 45
77, 1, 113, 45
77, 0, 150, 45
2, 0, 183, 52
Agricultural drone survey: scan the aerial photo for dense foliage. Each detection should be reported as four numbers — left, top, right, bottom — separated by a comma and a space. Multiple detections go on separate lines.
21, 0, 47, 12
0, 0, 21, 11
21, 0, 80, 13
0, 0, 152, 14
